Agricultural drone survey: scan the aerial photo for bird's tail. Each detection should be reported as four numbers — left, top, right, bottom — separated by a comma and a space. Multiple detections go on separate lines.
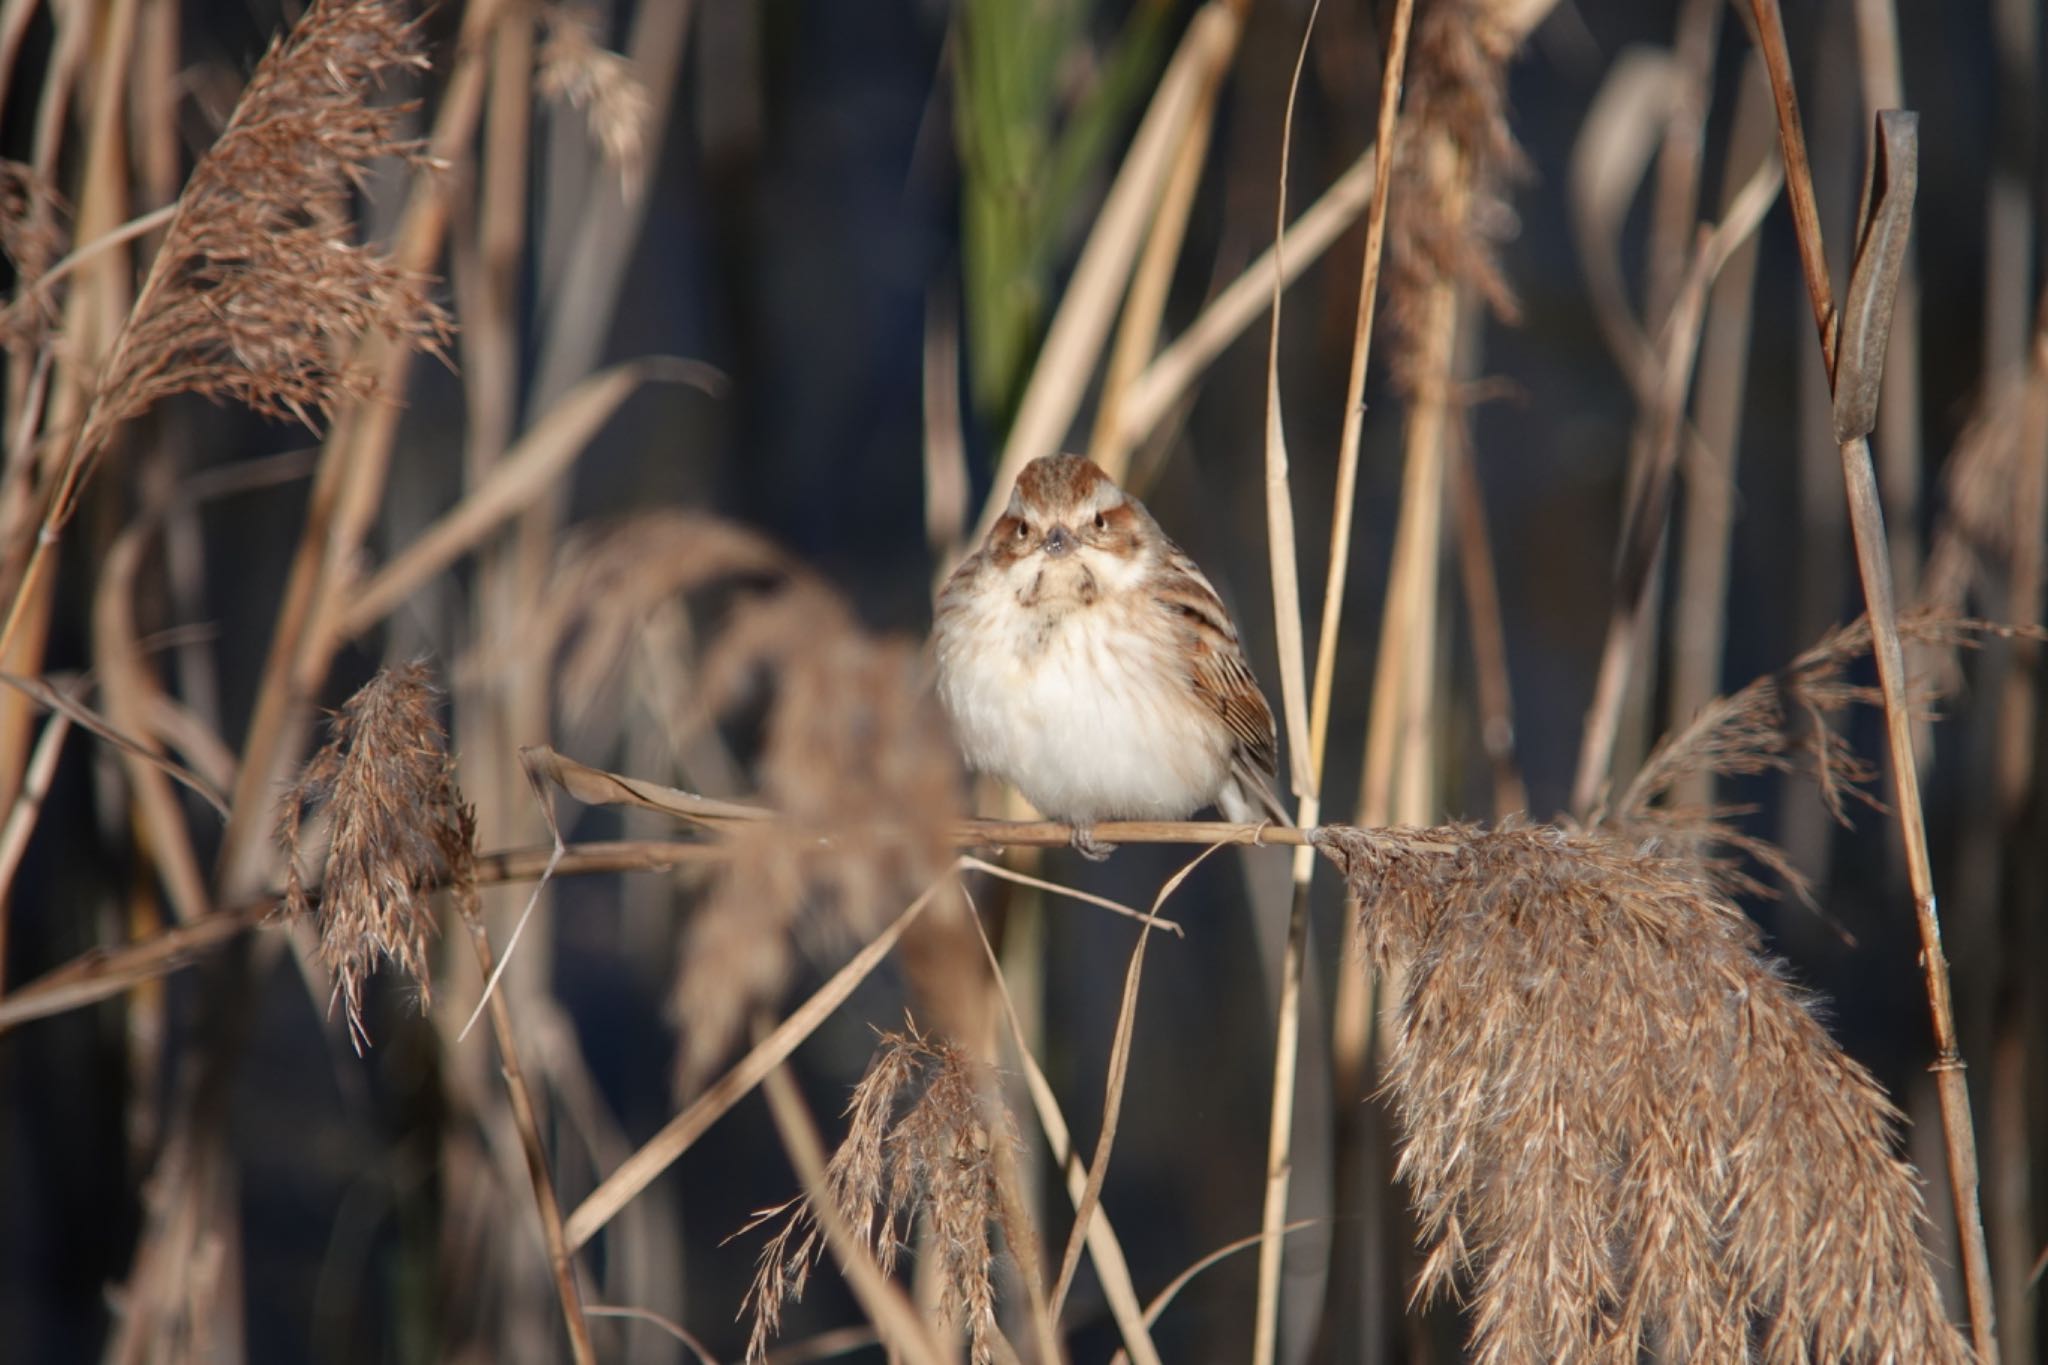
1222, 758, 1295, 828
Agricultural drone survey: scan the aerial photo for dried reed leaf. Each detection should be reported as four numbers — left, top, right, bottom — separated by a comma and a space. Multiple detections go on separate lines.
539, 5, 654, 196
276, 662, 474, 1051
1315, 822, 1970, 1364
340, 357, 722, 638
72, 0, 448, 491
739, 1022, 1021, 1365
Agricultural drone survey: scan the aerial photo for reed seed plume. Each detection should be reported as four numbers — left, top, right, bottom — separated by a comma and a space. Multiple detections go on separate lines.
524, 511, 960, 1090
1383, 0, 1526, 390
65, 0, 446, 492
1313, 822, 1970, 1363
538, 5, 653, 196
277, 662, 475, 1053
738, 1021, 1017, 1365
1612, 614, 1970, 902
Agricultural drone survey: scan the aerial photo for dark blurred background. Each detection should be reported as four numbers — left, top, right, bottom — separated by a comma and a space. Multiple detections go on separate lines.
1, 0, 2043, 1361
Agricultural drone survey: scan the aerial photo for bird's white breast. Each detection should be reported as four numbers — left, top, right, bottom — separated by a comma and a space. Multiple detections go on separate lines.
936, 567, 1231, 824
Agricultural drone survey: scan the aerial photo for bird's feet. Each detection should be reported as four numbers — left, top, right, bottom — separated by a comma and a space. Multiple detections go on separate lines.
1071, 825, 1116, 861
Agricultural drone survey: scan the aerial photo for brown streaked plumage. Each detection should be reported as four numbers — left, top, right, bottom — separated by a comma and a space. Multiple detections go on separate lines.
933, 454, 1287, 858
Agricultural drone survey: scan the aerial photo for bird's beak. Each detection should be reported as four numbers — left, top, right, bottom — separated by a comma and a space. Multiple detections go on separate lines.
1041, 525, 1074, 558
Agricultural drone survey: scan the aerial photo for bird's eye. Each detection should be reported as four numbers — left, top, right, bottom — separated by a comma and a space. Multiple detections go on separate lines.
1015, 521, 1028, 539
1093, 513, 1107, 532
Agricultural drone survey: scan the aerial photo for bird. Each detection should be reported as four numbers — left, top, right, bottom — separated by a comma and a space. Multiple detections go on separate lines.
933, 453, 1288, 859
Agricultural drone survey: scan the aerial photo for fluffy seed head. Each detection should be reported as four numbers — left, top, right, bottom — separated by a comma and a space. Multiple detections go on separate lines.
1314, 822, 1970, 1364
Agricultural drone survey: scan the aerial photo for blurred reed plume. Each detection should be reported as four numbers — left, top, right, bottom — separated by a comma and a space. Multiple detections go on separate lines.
740, 1021, 1019, 1364
1315, 821, 1970, 1363
0, 161, 64, 348
1382, 0, 1526, 386
1922, 372, 2041, 619
529, 511, 962, 1089
277, 662, 473, 1051
537, 5, 653, 195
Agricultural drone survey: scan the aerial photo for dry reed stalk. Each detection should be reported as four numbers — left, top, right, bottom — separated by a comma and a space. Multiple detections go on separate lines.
1085, 0, 1239, 483
1247, 11, 1335, 1358
1315, 820, 1972, 1363
923, 288, 970, 560
965, 893, 1161, 1365
1325, 6, 1554, 1354
744, 1026, 1013, 1365
1252, 0, 1420, 1355
0, 685, 71, 944
1670, 55, 1772, 809
1744, 1, 1997, 1354
1045, 845, 1223, 1325
0, 7, 98, 822
94, 517, 213, 925
276, 662, 596, 1361
1112, 143, 1378, 451
0, 840, 722, 1034
584, 1303, 720, 1363
1448, 436, 1525, 816
502, 9, 689, 1025
565, 875, 954, 1253
1574, 0, 1718, 794
1568, 154, 1784, 817
1109, 1221, 1318, 1365
336, 358, 722, 638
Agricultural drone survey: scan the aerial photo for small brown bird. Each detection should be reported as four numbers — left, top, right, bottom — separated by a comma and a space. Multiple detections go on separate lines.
933, 454, 1287, 858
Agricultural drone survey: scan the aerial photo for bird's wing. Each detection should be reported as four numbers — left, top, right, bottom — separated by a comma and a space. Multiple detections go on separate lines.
1156, 545, 1282, 786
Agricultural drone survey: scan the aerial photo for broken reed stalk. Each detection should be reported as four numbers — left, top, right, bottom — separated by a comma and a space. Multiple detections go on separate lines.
1744, 0, 1997, 1356
1254, 0, 1419, 1358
